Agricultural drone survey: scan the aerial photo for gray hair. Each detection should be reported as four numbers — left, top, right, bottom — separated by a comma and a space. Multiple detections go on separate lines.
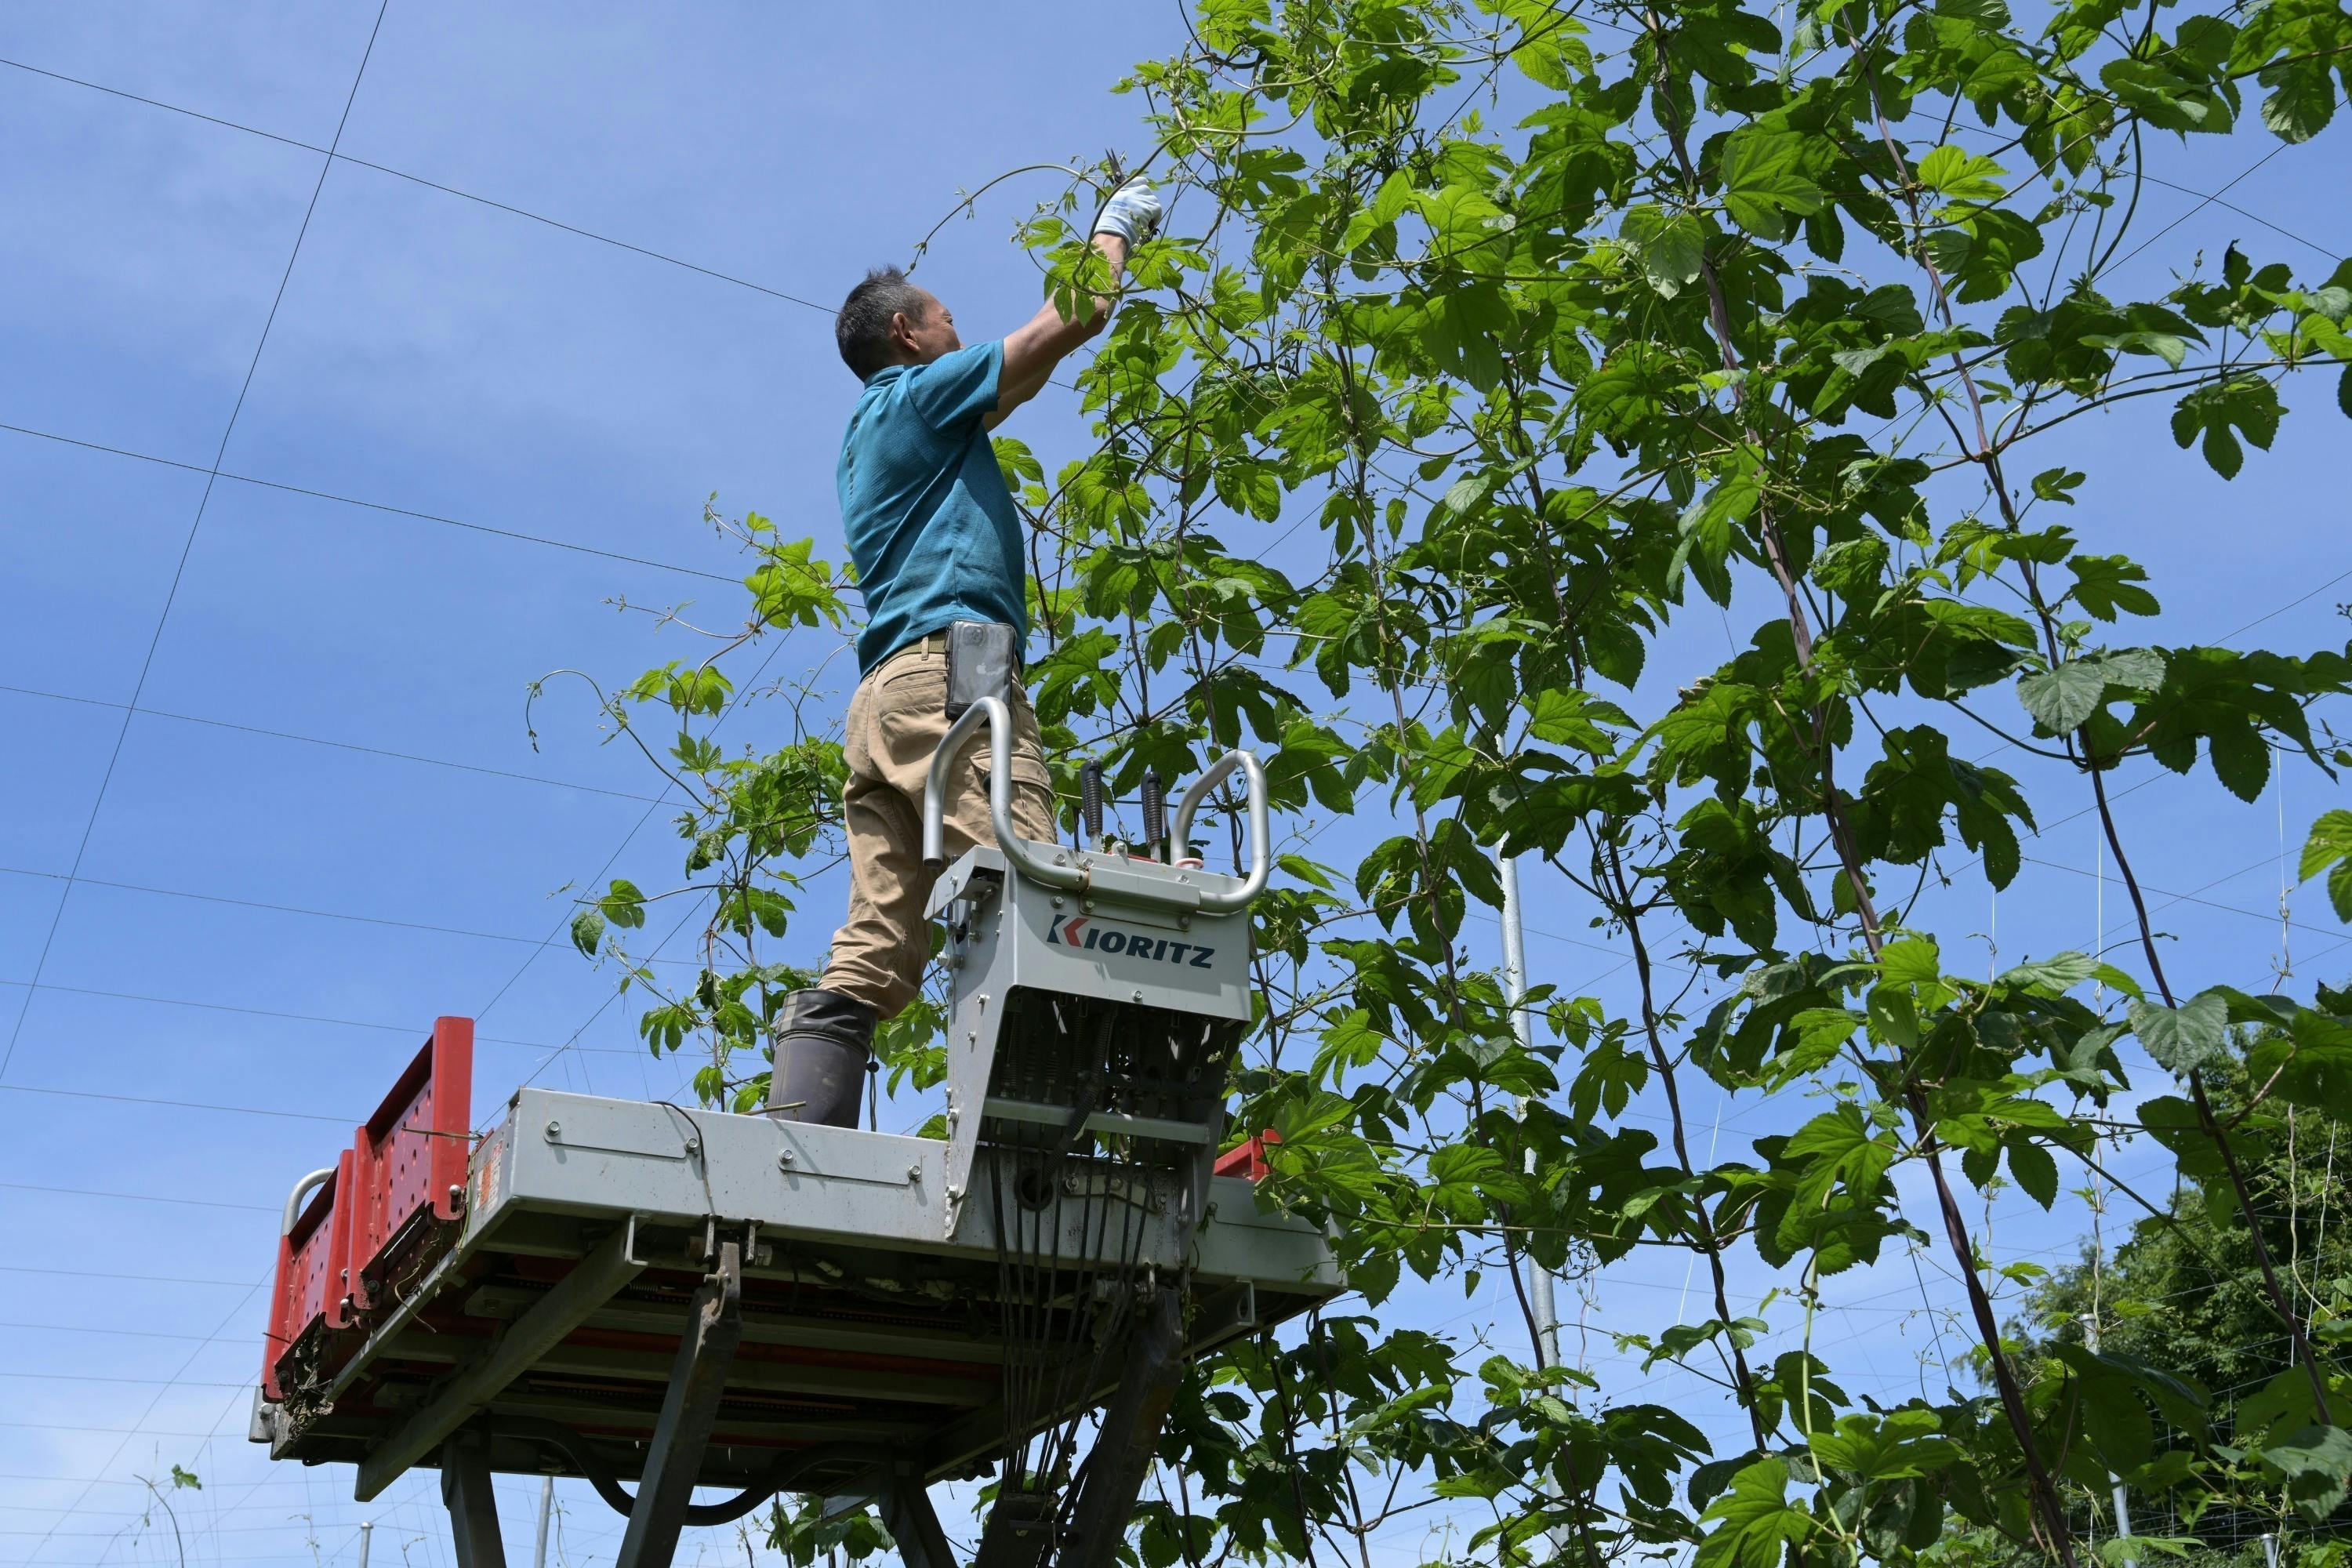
835, 266, 929, 379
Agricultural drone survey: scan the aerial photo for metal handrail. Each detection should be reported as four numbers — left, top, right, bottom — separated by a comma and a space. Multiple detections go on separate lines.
920, 698, 1271, 913
1169, 750, 1270, 913
282, 1165, 337, 1236
920, 698, 1081, 890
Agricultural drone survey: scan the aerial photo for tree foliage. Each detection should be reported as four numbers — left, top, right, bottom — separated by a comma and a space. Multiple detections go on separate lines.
563, 1, 2352, 1563
1999, 1058, 2352, 1563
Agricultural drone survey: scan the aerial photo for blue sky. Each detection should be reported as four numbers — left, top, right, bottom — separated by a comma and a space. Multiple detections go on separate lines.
1, 5, 2347, 1567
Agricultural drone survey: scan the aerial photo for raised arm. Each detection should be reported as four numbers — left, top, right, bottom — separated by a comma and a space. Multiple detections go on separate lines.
987, 179, 1160, 430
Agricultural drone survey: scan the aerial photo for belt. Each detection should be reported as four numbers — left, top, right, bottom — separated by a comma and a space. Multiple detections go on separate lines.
881, 632, 953, 666
879, 629, 1024, 672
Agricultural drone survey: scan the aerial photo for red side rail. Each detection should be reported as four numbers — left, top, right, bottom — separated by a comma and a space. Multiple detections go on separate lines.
1213, 1129, 1282, 1181
263, 1154, 344, 1399
261, 1018, 473, 1399
346, 1017, 473, 1308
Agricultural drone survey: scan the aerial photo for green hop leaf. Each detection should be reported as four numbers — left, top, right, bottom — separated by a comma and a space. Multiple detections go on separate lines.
2260, 67, 2337, 143
1697, 1457, 1815, 1568
2017, 660, 2107, 735
2171, 376, 2282, 479
570, 909, 607, 956
1621, 204, 1707, 296
2017, 649, 2165, 733
1915, 144, 2008, 201
2261, 1425, 2352, 1522
1718, 131, 1822, 240
2129, 992, 2231, 1075
2031, 467, 2085, 503
2299, 808, 2352, 921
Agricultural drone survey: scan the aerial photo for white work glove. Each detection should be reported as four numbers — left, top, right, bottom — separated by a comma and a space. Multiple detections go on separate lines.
1089, 176, 1162, 245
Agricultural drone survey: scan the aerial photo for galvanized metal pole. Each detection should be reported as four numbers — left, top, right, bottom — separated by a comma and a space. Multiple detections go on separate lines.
532, 1478, 554, 1568
358, 1521, 373, 1568
1499, 849, 1563, 1370
2081, 1314, 2134, 1566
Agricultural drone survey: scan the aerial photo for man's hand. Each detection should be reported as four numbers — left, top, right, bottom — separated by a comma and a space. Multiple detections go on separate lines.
1090, 176, 1162, 246
989, 181, 1155, 429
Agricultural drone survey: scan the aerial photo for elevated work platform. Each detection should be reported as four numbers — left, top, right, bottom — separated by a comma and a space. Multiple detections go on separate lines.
254, 1042, 1334, 1502
256, 725, 1338, 1568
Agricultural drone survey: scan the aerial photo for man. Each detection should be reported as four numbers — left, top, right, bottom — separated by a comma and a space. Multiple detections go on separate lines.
765, 177, 1162, 1127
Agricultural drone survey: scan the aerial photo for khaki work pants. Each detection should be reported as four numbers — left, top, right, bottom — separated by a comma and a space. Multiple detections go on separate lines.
818, 640, 1056, 1018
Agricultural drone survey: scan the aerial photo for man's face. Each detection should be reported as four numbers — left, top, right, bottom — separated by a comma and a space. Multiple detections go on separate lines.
892, 290, 962, 364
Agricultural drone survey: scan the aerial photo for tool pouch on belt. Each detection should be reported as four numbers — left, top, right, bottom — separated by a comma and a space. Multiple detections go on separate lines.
944, 620, 1019, 720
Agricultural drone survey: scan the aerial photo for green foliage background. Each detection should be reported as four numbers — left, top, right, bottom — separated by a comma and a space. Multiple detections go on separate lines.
559, 0, 2352, 1562
2001, 1057, 2352, 1562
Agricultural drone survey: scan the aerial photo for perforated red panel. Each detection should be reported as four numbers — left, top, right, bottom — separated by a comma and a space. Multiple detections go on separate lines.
344, 1018, 473, 1306
346, 1127, 380, 1312
263, 1154, 346, 1399
291, 1167, 343, 1327
262, 1019, 474, 1398
371, 1069, 441, 1243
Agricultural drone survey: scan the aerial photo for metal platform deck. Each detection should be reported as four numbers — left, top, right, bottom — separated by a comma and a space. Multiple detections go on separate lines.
254, 1049, 1340, 1508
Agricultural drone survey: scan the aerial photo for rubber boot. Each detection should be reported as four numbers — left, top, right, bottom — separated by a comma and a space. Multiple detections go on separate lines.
764, 987, 875, 1127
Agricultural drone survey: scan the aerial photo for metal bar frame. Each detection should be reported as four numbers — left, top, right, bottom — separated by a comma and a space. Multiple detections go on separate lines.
868, 1465, 956, 1568
614, 1240, 746, 1568
1051, 1285, 1186, 1568
919, 697, 1060, 883
972, 1482, 1054, 1568
979, 1097, 1215, 1145
357, 1221, 646, 1500
435, 1243, 753, 1568
917, 696, 1270, 913
1167, 750, 1271, 911
441, 1429, 507, 1568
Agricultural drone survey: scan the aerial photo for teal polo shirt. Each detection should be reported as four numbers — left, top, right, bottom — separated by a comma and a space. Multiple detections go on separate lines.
837, 340, 1028, 674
